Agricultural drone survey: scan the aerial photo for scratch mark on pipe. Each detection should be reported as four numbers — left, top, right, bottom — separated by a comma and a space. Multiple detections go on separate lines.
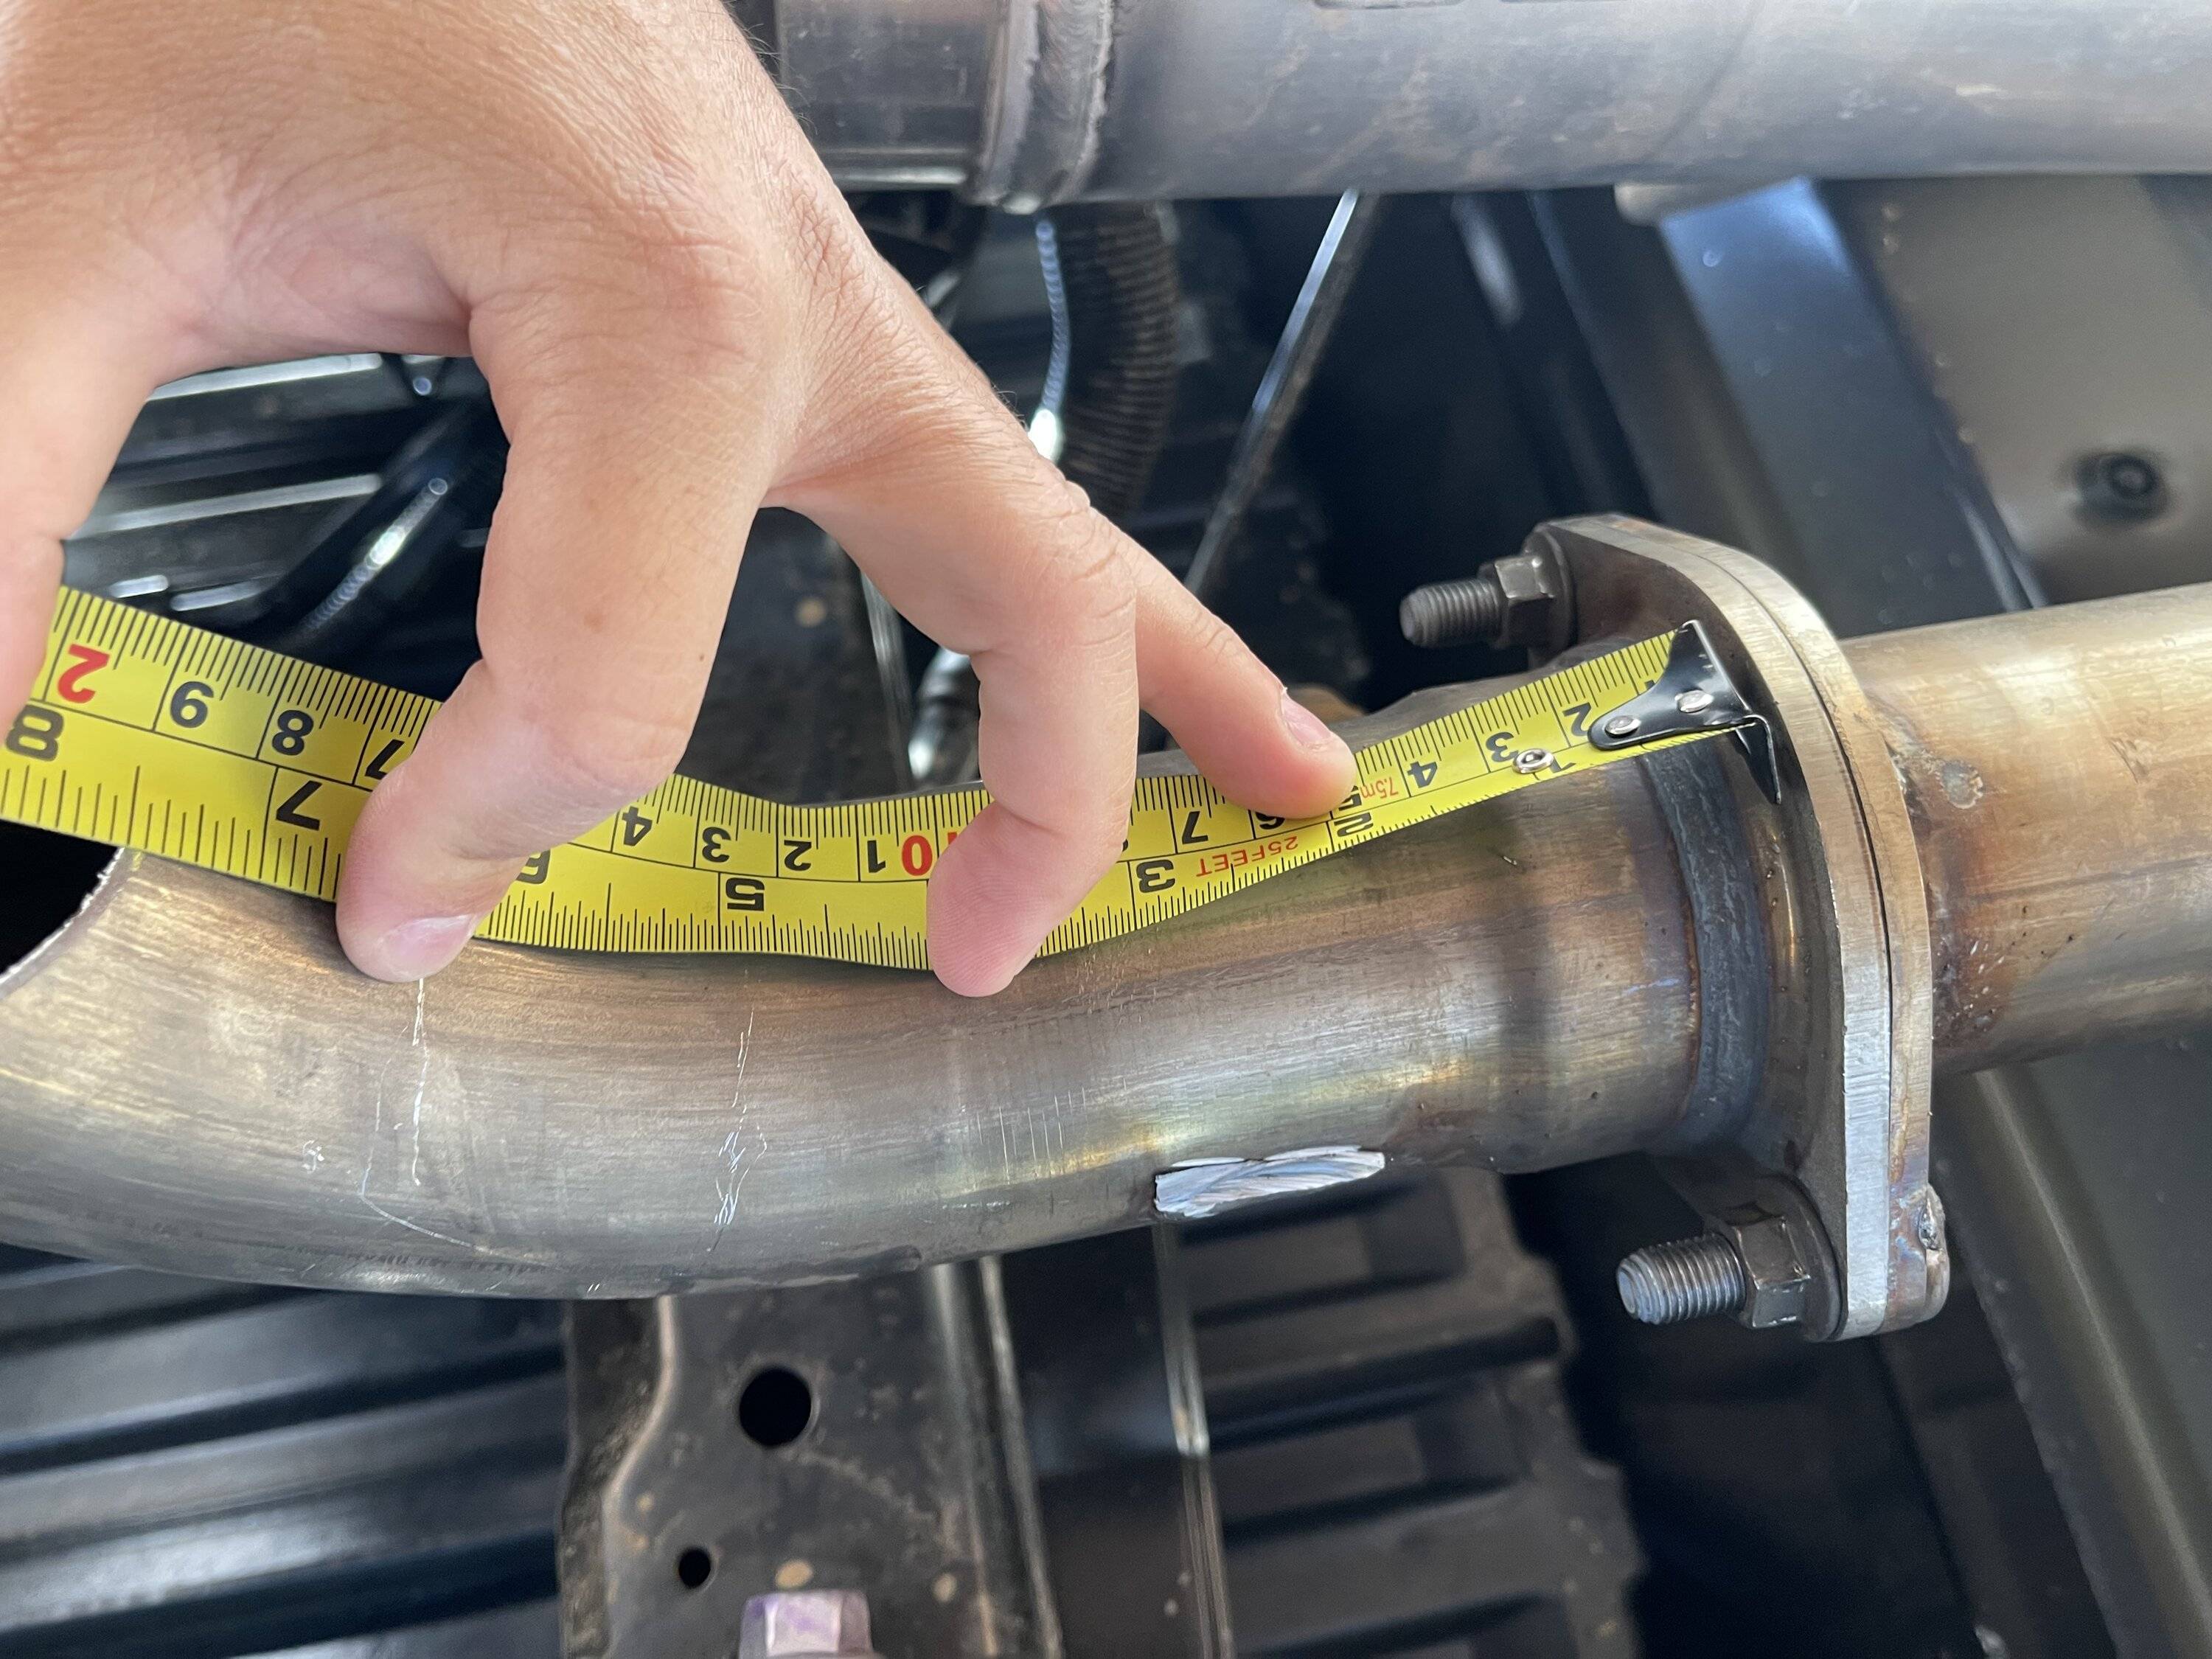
353, 984, 477, 1253
712, 1133, 742, 1238
408, 978, 429, 1185
732, 1012, 754, 1092
359, 1138, 475, 1249
709, 1013, 758, 1252
735, 1127, 765, 1212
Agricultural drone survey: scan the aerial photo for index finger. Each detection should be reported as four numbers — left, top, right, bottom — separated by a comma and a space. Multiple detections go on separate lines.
780, 335, 1141, 995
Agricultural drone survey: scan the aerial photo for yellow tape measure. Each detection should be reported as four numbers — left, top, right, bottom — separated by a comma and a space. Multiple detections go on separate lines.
1, 588, 1719, 969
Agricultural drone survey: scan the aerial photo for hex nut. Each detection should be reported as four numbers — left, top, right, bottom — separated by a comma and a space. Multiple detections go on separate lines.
1714, 1210, 1812, 1330
740, 1590, 877, 1658
1487, 550, 1569, 650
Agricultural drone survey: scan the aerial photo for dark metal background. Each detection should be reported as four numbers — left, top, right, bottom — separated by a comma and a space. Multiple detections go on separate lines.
1194, 1170, 1641, 1655
0, 1245, 564, 1656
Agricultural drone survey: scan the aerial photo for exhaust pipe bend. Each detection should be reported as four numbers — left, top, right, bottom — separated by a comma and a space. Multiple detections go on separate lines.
1, 585, 2208, 1296
0, 684, 1708, 1298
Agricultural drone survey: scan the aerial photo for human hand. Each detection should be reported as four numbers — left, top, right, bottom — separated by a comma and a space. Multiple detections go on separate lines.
0, 0, 1356, 994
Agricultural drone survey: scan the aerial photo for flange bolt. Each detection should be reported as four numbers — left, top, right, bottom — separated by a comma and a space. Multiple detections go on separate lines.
1616, 1234, 1747, 1325
1399, 574, 1508, 648
1399, 549, 1569, 651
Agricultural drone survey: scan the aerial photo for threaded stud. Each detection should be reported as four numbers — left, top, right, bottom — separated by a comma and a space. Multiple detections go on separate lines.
1616, 1234, 1747, 1325
1399, 575, 1507, 648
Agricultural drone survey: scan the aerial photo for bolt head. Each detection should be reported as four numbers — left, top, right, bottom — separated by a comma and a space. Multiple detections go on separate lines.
1601, 712, 1641, 739
1674, 688, 1715, 716
740, 1590, 875, 1658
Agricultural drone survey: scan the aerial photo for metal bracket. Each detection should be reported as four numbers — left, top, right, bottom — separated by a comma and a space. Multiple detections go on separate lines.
1538, 514, 1944, 1341
1588, 621, 1781, 802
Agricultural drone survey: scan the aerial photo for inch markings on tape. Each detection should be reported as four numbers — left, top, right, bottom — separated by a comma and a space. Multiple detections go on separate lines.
1, 588, 1714, 970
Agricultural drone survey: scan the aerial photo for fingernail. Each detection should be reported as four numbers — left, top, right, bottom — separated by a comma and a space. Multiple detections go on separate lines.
1280, 688, 1346, 754
365, 914, 479, 981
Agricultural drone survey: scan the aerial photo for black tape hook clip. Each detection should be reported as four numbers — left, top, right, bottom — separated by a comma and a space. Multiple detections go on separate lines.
1588, 621, 1780, 803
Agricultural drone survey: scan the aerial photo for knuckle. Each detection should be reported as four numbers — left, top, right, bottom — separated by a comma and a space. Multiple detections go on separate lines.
1006, 795, 1126, 880
778, 174, 875, 308
797, 268, 950, 453
1187, 605, 1259, 680
782, 258, 1010, 481
0, 102, 97, 240
1071, 807, 1131, 874
1202, 619, 1253, 676
567, 151, 792, 371
621, 223, 785, 367
1028, 488, 1137, 640
0, 108, 48, 201
525, 699, 693, 813
592, 162, 889, 411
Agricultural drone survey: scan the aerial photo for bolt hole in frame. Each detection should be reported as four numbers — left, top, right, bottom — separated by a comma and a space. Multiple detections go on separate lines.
737, 1363, 817, 1449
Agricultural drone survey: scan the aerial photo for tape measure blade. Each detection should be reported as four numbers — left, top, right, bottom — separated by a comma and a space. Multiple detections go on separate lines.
4, 587, 1719, 968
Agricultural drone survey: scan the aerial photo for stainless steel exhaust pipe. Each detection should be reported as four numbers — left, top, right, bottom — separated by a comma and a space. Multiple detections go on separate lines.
0, 683, 1707, 1298
2, 571, 2208, 1300
767, 0, 2212, 206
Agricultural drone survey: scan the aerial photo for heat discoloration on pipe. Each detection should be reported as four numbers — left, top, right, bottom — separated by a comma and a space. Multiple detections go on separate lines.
1848, 587, 2212, 1072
